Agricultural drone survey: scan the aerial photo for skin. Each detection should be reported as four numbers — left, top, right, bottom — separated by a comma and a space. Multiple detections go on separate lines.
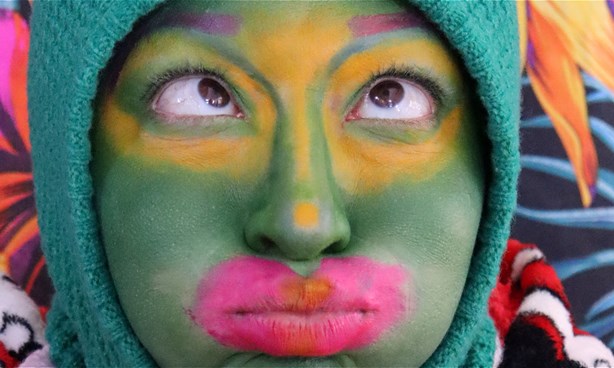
92, 1, 486, 367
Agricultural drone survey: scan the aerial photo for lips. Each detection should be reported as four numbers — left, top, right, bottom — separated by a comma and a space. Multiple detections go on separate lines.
191, 256, 410, 357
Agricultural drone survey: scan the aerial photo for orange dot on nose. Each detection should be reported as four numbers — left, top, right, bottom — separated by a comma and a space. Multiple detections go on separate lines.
293, 202, 319, 229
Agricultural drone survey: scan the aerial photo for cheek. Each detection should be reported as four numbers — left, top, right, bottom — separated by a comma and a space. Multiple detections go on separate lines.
324, 103, 464, 194
98, 157, 254, 244
341, 107, 484, 263
96, 88, 276, 180
95, 158, 262, 365
347, 168, 482, 269
345, 129, 485, 312
95, 155, 265, 306
344, 167, 482, 365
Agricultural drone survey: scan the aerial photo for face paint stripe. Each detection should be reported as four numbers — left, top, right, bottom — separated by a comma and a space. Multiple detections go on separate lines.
348, 12, 425, 38
161, 13, 241, 36
293, 90, 313, 182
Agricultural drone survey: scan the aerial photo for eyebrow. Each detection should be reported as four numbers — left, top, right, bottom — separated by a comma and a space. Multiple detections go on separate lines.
157, 12, 242, 36
348, 12, 427, 38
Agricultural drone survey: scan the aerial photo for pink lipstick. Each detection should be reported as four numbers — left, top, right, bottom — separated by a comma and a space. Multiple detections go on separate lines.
191, 256, 410, 357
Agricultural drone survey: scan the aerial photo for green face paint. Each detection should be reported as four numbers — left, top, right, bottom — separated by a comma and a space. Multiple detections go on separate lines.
92, 1, 486, 367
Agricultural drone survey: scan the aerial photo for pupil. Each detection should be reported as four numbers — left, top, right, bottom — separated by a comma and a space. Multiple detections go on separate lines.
198, 78, 230, 108
369, 80, 404, 108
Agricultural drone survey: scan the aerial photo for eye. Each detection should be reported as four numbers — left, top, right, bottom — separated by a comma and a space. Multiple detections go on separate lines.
152, 76, 242, 118
347, 78, 434, 121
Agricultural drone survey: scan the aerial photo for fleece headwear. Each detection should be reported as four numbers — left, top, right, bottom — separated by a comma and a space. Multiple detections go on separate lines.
28, 1, 520, 366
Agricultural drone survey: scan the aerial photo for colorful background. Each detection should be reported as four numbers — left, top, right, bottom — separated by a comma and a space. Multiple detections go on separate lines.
1, 0, 613, 352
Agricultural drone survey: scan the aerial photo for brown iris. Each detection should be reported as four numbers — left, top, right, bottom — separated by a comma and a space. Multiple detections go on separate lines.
369, 80, 404, 108
198, 78, 230, 108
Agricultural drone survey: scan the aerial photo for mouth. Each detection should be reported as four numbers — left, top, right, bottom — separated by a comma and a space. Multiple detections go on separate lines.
230, 296, 378, 318
191, 256, 410, 357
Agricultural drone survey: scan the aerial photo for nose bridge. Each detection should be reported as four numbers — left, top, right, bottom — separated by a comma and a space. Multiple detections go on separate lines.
279, 84, 340, 228
289, 86, 310, 179
288, 87, 328, 206
245, 85, 350, 261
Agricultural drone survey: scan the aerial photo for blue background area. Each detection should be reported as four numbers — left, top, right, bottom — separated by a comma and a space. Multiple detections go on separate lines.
513, 74, 614, 350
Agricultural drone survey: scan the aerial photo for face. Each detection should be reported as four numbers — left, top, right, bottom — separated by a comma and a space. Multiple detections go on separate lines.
92, 1, 485, 367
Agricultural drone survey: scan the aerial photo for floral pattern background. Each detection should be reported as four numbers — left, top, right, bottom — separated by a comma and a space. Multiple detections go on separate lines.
0, 0, 613, 352
513, 0, 614, 350
0, 0, 52, 308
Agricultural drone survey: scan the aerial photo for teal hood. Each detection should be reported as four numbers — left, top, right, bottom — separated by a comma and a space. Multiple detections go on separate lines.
28, 1, 520, 366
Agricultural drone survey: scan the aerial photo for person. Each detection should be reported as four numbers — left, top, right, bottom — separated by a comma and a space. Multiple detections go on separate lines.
12, 0, 612, 367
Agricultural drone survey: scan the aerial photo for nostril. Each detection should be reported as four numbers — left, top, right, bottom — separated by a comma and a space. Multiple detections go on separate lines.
259, 236, 276, 251
246, 205, 350, 259
323, 240, 346, 254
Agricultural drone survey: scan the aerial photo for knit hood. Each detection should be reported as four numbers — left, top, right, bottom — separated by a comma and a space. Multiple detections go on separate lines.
28, 1, 520, 366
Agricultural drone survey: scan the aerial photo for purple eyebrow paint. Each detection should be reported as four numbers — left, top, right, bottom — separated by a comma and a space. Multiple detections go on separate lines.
164, 13, 241, 36
348, 12, 425, 38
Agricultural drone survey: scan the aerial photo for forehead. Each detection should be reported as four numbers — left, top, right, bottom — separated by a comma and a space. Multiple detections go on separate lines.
143, 0, 439, 41
125, 1, 448, 87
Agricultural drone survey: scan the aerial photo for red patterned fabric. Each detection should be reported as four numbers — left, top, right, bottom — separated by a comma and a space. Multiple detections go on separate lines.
490, 240, 614, 367
0, 274, 47, 368
0, 343, 19, 368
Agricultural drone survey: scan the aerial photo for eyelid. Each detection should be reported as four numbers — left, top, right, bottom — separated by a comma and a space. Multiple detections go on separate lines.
345, 66, 447, 119
378, 66, 445, 101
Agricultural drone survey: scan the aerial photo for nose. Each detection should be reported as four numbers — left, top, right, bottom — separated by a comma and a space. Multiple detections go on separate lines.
245, 113, 350, 261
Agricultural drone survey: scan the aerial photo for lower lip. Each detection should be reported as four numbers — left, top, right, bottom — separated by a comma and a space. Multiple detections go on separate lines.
191, 256, 410, 357
224, 310, 373, 357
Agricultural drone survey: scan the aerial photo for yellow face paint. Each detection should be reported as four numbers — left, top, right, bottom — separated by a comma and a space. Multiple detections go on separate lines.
323, 38, 466, 192
98, 4, 467, 191
234, 6, 355, 184
98, 32, 277, 179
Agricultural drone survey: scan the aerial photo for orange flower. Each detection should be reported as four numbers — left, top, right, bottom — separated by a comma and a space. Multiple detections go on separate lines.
518, 0, 614, 207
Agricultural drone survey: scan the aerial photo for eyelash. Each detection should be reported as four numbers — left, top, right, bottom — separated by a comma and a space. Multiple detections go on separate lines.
143, 64, 447, 117
362, 65, 446, 107
142, 65, 233, 105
